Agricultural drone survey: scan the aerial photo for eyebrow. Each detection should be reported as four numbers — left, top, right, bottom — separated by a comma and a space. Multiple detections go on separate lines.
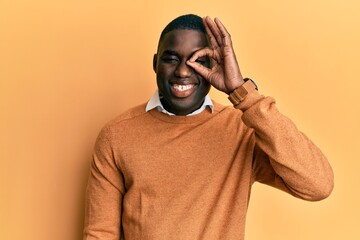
162, 50, 178, 56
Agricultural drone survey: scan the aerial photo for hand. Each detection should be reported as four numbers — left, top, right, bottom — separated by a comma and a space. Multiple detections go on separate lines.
187, 17, 244, 94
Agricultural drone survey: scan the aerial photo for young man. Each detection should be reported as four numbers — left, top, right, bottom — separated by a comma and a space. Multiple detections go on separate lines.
84, 14, 333, 239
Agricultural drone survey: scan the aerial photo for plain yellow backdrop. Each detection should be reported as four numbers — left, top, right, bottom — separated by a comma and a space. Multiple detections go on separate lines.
1, 0, 359, 239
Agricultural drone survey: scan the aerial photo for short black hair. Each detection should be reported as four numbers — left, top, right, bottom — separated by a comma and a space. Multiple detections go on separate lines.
158, 14, 207, 47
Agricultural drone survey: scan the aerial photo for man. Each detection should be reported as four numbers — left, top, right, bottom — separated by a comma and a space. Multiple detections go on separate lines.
84, 14, 333, 239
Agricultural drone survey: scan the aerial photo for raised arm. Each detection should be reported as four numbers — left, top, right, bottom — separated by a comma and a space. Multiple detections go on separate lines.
187, 16, 333, 200
239, 92, 333, 200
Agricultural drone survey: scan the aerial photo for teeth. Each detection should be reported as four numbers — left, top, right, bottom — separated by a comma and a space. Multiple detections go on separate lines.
173, 84, 193, 92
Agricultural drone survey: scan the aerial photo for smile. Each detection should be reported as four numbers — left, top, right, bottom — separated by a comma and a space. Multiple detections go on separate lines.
170, 83, 197, 98
172, 84, 195, 92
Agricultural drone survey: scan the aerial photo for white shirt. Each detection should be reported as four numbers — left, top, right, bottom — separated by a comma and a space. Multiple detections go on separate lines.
145, 90, 214, 116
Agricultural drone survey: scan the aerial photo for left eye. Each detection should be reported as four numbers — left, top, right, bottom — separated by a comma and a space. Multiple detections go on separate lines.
195, 58, 208, 65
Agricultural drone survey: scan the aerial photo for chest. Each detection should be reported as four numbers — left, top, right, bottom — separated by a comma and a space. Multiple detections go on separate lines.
116, 122, 252, 194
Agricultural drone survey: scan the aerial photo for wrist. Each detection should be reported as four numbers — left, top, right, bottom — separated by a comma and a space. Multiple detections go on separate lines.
226, 80, 245, 94
228, 78, 258, 105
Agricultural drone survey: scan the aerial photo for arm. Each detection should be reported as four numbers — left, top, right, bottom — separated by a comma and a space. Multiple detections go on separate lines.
187, 16, 333, 200
239, 91, 333, 200
84, 126, 125, 239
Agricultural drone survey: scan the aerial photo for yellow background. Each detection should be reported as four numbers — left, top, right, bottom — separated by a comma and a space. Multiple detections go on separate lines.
1, 0, 359, 239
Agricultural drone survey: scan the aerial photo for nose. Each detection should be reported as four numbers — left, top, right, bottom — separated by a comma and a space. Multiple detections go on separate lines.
175, 61, 193, 78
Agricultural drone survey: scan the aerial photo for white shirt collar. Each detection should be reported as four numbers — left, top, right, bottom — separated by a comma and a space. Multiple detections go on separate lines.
145, 90, 214, 116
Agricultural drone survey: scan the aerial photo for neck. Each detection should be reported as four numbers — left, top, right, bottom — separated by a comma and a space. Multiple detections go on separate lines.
160, 99, 205, 116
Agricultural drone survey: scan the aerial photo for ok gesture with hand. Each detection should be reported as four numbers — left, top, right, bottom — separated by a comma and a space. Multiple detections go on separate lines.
187, 17, 244, 94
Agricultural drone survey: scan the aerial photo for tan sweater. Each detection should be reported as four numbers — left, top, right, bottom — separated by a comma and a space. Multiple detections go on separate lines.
84, 91, 333, 240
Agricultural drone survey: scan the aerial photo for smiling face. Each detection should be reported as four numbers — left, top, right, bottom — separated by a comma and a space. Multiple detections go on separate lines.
153, 29, 211, 116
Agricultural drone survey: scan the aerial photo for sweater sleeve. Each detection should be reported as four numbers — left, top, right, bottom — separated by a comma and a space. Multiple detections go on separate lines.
235, 91, 334, 201
84, 126, 125, 239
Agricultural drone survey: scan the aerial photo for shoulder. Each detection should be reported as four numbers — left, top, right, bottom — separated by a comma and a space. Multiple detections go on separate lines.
113, 102, 148, 122
102, 102, 149, 131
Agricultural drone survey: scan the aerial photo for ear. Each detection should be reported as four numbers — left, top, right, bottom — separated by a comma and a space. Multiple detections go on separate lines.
153, 54, 157, 73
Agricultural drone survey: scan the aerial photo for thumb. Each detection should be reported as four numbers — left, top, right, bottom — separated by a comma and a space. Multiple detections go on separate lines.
186, 60, 211, 81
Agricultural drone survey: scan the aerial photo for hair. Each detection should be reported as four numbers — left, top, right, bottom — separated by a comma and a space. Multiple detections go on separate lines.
157, 14, 207, 48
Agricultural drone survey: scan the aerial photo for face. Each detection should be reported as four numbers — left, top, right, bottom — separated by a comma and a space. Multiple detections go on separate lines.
153, 29, 211, 116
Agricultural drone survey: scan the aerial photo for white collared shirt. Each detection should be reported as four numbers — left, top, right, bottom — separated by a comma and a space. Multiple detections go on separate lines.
145, 90, 214, 116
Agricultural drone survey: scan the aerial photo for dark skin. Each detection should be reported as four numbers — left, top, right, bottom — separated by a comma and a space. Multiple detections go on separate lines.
153, 17, 244, 116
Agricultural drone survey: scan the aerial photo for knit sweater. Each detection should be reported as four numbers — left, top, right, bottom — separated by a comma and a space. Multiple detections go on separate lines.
83, 91, 334, 240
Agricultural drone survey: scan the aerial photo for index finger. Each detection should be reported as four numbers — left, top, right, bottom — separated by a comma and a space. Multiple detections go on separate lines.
188, 47, 215, 63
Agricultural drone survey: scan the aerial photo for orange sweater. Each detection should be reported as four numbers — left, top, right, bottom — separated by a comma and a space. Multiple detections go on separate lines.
84, 91, 333, 240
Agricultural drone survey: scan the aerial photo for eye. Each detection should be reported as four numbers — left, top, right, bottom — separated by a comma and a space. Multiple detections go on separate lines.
195, 57, 209, 66
161, 57, 179, 63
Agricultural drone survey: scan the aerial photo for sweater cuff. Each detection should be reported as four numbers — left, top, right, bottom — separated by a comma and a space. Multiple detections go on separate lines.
233, 90, 265, 112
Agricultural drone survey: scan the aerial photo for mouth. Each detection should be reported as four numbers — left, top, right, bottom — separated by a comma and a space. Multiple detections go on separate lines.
170, 83, 197, 98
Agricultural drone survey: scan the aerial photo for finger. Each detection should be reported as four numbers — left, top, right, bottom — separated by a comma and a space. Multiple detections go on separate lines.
188, 48, 215, 62
204, 16, 223, 47
186, 60, 212, 81
214, 18, 232, 46
203, 16, 219, 49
